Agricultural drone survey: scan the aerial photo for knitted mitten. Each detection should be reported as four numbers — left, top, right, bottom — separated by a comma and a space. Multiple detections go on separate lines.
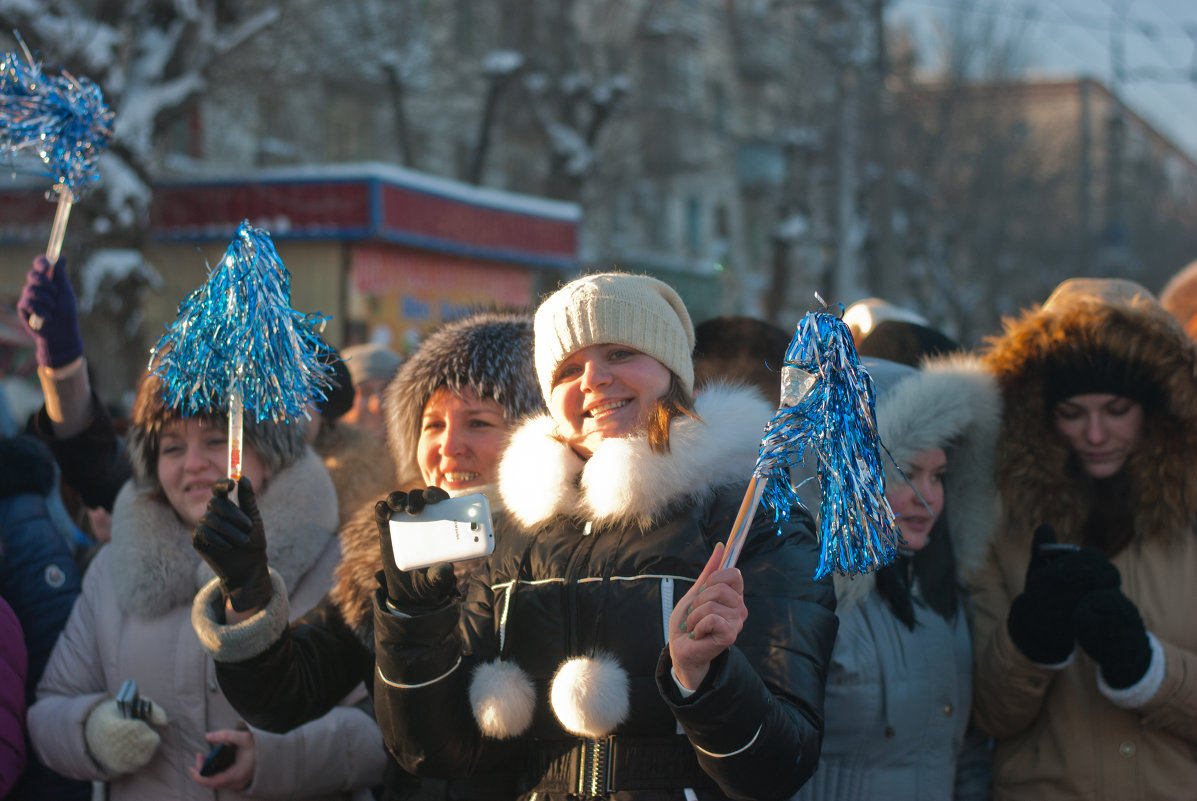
83, 696, 168, 776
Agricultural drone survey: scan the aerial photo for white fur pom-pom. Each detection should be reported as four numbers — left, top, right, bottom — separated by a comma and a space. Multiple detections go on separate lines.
550, 654, 630, 738
470, 660, 537, 739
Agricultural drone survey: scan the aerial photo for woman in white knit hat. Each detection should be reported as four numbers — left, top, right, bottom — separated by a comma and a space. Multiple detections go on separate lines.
371, 272, 837, 800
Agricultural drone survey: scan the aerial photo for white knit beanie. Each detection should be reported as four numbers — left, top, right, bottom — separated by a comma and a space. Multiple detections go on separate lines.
534, 272, 695, 402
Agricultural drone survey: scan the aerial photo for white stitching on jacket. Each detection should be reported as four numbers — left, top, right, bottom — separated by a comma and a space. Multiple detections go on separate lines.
376, 656, 462, 689
692, 723, 762, 758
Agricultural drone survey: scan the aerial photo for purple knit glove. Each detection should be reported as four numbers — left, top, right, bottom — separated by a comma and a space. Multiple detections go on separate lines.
17, 255, 83, 368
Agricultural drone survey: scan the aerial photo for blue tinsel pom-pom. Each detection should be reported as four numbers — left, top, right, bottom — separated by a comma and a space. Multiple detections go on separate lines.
0, 35, 113, 197
753, 309, 900, 578
149, 220, 335, 422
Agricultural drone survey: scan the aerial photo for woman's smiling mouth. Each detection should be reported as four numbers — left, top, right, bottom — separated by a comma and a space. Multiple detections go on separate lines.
585, 399, 630, 418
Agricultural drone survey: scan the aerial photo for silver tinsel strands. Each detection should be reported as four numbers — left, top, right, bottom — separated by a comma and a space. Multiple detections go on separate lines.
149, 220, 335, 427
749, 308, 899, 578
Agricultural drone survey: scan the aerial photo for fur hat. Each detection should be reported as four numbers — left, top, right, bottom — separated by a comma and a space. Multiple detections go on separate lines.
383, 311, 542, 489
126, 370, 306, 491
534, 272, 695, 401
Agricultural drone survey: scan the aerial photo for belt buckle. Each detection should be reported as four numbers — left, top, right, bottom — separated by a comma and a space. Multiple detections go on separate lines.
576, 737, 611, 797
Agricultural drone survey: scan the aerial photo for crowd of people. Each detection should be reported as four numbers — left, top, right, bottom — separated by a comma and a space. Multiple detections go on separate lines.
0, 250, 1194, 801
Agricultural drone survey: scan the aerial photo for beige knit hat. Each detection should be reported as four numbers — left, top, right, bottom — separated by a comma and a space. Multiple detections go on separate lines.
534, 272, 695, 401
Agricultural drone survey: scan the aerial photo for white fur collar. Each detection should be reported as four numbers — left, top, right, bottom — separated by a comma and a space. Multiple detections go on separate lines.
498, 384, 774, 531
109, 447, 338, 619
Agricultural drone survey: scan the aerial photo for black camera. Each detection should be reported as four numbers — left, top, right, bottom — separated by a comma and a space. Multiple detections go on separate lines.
115, 679, 153, 721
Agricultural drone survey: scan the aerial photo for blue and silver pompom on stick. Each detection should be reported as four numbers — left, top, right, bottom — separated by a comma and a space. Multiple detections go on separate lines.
721, 295, 900, 578
0, 32, 114, 329
149, 220, 336, 480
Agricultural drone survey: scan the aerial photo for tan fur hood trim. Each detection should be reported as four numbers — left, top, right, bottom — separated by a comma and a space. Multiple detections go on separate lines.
499, 384, 773, 531
982, 278, 1197, 542
328, 501, 384, 642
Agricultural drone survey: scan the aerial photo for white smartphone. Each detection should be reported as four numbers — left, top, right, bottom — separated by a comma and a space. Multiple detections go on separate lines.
388, 493, 495, 571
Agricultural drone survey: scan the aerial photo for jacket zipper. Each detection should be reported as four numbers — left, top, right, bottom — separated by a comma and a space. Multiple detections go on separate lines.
563, 519, 594, 656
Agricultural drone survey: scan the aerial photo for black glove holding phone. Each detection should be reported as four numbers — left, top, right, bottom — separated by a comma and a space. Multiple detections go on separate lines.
375, 488, 458, 612
192, 476, 273, 613
1006, 524, 1122, 664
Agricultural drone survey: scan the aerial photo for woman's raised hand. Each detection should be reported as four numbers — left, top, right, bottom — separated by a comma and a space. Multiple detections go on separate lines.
192, 476, 273, 615
669, 542, 748, 691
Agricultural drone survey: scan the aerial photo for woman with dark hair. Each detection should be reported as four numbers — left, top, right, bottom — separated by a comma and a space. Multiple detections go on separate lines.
792, 356, 998, 801
27, 370, 385, 800
190, 311, 544, 800
370, 273, 837, 800
971, 278, 1197, 800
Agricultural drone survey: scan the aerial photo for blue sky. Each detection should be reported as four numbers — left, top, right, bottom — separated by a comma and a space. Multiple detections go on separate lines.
890, 0, 1197, 161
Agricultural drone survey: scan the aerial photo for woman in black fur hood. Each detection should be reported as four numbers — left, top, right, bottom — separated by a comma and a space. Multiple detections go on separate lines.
190, 311, 543, 801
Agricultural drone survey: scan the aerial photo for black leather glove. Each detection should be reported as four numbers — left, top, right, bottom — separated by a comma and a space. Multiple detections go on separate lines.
192, 476, 273, 613
375, 487, 457, 612
1074, 588, 1152, 689
1006, 525, 1121, 664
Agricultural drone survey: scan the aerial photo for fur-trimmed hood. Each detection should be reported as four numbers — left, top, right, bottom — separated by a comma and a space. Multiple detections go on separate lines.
109, 447, 338, 619
498, 383, 774, 531
981, 277, 1197, 543
328, 502, 385, 643
835, 355, 1002, 612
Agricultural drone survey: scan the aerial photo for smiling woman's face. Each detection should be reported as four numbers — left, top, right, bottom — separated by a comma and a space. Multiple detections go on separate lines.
417, 387, 510, 492
886, 446, 947, 551
157, 418, 269, 528
548, 343, 672, 458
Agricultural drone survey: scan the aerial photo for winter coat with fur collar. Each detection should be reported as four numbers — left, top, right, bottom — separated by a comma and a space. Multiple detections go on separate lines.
372, 384, 838, 801
28, 448, 386, 801
794, 356, 1000, 801
969, 279, 1197, 801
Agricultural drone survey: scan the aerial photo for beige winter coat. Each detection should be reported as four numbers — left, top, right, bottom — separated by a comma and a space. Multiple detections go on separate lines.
28, 448, 386, 800
970, 279, 1197, 800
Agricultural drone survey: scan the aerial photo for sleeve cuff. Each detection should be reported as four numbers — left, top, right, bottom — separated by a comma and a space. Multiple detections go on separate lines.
1097, 632, 1166, 709
38, 357, 92, 436
670, 667, 697, 698
191, 570, 290, 662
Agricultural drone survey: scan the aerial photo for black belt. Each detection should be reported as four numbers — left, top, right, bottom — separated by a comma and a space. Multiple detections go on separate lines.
522, 735, 717, 797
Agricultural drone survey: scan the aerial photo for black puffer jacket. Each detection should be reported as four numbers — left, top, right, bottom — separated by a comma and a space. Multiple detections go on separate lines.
373, 385, 837, 800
